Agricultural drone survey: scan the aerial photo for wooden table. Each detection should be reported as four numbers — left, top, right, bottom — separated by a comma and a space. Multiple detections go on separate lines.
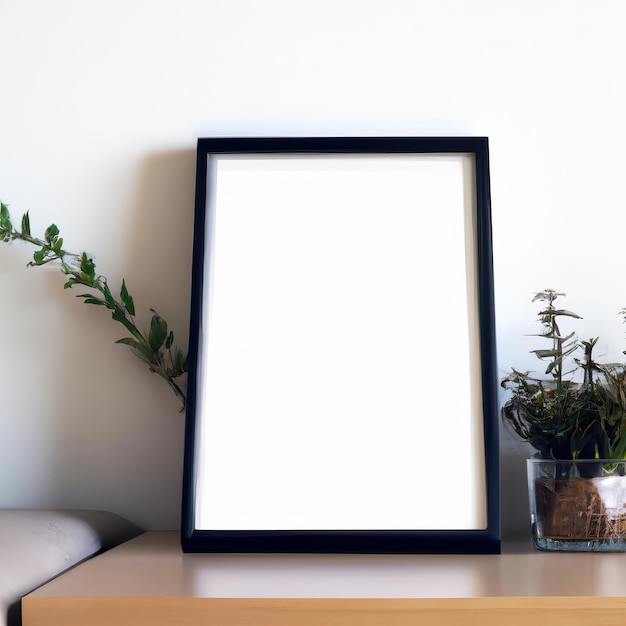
22, 531, 626, 625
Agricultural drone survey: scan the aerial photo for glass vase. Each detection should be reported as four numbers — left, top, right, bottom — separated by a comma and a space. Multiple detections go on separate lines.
527, 458, 626, 552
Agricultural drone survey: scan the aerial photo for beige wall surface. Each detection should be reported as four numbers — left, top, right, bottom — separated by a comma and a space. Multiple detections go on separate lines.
1, 0, 624, 532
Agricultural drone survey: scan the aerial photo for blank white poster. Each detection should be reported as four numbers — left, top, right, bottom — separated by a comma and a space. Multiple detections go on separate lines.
195, 154, 486, 531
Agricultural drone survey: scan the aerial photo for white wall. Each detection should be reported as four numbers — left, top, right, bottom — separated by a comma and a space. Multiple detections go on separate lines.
1, 0, 626, 533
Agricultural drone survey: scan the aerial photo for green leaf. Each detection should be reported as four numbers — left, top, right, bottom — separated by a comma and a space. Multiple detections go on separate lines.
165, 331, 174, 350
79, 297, 108, 306
20, 211, 30, 236
120, 280, 135, 316
149, 365, 170, 380
111, 308, 143, 341
76, 293, 107, 306
116, 337, 158, 364
32, 248, 48, 264
532, 349, 561, 359
551, 309, 583, 319
172, 345, 188, 374
149, 313, 168, 352
80, 252, 96, 284
612, 434, 626, 460
45, 224, 59, 243
102, 281, 115, 305
53, 237, 64, 254
0, 203, 12, 231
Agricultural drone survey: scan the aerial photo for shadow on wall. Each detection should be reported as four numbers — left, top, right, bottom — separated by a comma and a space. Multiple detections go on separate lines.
500, 430, 533, 539
101, 147, 197, 528
125, 147, 197, 345
40, 147, 198, 530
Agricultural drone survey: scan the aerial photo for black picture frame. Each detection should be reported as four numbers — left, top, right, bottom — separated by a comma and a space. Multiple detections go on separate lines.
182, 137, 500, 554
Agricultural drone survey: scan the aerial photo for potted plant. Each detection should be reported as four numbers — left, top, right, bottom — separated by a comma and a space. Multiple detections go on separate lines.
502, 289, 626, 551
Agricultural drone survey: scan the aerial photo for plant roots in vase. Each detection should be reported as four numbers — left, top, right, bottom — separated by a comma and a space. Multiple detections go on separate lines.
528, 459, 626, 552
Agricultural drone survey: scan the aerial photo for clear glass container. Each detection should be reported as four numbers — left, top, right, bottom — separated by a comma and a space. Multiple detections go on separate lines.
527, 458, 626, 551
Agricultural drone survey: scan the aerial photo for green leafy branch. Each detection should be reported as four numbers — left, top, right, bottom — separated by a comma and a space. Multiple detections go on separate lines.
1, 202, 187, 411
